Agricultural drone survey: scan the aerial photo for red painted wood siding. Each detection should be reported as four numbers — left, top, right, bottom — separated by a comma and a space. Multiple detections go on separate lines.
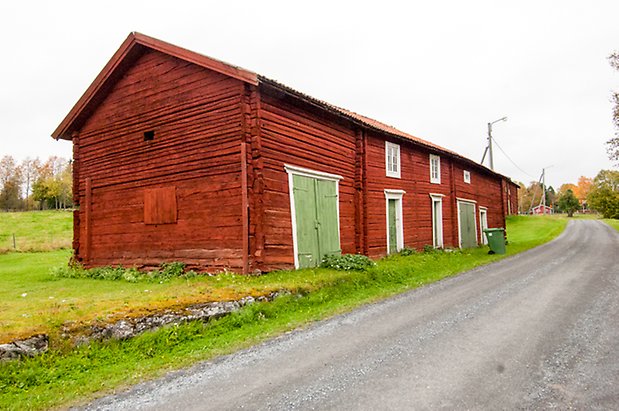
74, 50, 245, 270
364, 133, 507, 257
69, 46, 512, 272
257, 89, 357, 270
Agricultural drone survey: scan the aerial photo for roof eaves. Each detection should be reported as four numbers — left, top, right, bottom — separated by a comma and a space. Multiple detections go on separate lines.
258, 76, 510, 180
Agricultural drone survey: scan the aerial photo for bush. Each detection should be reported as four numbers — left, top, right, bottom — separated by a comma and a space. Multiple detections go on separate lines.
320, 254, 376, 271
398, 247, 417, 256
51, 262, 196, 282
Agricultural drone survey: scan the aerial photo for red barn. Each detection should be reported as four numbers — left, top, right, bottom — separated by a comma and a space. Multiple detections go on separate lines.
53, 33, 518, 273
531, 205, 553, 215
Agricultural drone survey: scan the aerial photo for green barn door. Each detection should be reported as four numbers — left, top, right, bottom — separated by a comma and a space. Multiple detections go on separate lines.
388, 199, 398, 254
293, 175, 320, 268
459, 202, 477, 248
316, 179, 341, 261
292, 174, 340, 268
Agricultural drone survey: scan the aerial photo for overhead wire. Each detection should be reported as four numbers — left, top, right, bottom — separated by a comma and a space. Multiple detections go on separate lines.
490, 136, 537, 180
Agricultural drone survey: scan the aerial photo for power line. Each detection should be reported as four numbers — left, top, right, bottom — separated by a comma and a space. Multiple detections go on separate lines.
491, 136, 537, 180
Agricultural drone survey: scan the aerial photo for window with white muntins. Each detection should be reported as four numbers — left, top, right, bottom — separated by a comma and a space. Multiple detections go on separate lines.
430, 154, 441, 184
463, 170, 471, 184
386, 142, 401, 178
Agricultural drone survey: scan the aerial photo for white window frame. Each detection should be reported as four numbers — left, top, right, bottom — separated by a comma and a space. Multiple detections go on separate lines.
430, 194, 444, 248
385, 141, 401, 179
384, 189, 405, 253
285, 164, 343, 269
463, 170, 471, 184
479, 206, 488, 245
430, 154, 441, 184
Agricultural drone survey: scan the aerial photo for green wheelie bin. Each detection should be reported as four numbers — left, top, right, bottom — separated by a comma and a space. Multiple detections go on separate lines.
483, 228, 506, 254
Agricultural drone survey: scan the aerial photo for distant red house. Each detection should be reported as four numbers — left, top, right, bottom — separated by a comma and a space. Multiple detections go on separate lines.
531, 205, 553, 215
53, 33, 518, 273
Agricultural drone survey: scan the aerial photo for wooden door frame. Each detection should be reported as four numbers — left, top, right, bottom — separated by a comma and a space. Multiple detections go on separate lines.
384, 189, 405, 254
285, 164, 343, 269
479, 206, 488, 245
430, 193, 445, 248
456, 197, 478, 249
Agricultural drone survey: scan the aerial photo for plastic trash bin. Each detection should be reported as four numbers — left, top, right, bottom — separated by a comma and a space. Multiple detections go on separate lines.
483, 228, 506, 254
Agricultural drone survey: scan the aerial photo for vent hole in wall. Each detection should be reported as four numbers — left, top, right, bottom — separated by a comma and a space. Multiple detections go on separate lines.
143, 130, 155, 141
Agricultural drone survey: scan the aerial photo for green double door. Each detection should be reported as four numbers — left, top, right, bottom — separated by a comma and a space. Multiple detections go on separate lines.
459, 201, 477, 248
293, 175, 341, 268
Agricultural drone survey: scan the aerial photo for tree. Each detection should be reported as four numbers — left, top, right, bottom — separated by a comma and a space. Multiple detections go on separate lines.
574, 176, 592, 203
31, 157, 72, 210
558, 183, 577, 196
587, 170, 619, 218
20, 157, 41, 210
608, 52, 619, 165
0, 156, 23, 210
517, 181, 546, 213
557, 189, 580, 217
545, 186, 556, 209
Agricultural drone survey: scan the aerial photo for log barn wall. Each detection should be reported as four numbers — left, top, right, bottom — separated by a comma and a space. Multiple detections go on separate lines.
256, 86, 358, 271
55, 33, 518, 273
74, 49, 246, 270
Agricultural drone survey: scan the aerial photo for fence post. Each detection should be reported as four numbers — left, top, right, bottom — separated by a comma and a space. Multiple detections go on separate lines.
12, 233, 16, 250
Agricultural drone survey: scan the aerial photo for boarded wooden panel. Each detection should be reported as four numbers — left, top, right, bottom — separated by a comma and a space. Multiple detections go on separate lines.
144, 186, 177, 224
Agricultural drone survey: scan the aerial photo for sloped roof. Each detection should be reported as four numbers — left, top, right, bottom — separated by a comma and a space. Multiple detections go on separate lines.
52, 32, 258, 140
52, 32, 512, 181
257, 76, 463, 159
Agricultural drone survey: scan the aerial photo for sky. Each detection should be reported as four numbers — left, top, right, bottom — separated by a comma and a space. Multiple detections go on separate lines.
1, 0, 618, 189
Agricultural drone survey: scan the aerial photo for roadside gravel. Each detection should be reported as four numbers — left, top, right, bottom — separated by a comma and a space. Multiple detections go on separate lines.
80, 220, 619, 410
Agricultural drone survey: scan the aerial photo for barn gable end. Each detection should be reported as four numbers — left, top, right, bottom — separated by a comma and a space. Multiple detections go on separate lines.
67, 46, 248, 270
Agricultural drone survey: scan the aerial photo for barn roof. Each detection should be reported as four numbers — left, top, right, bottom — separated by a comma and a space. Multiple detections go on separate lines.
52, 32, 258, 140
52, 32, 514, 181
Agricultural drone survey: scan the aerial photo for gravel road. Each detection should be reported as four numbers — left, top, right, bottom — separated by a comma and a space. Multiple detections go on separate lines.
82, 220, 619, 410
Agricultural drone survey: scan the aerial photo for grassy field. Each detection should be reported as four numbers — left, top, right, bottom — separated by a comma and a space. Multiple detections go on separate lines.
0, 210, 72, 252
603, 218, 619, 232
0, 214, 568, 410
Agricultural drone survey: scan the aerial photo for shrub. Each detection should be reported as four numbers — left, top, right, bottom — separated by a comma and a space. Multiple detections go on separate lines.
51, 262, 195, 282
320, 254, 376, 271
398, 247, 417, 256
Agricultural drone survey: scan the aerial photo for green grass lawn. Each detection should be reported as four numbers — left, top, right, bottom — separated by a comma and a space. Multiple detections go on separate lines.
0, 215, 568, 410
602, 218, 619, 232
0, 210, 72, 252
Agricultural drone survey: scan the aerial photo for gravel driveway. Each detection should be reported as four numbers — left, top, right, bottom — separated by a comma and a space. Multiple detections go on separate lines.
81, 220, 619, 410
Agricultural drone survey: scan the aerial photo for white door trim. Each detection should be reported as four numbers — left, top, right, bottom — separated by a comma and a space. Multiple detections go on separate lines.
385, 189, 405, 253
479, 206, 488, 245
430, 194, 444, 248
286, 164, 342, 269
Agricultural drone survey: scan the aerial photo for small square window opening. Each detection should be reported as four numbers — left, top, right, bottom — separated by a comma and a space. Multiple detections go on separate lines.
143, 130, 155, 141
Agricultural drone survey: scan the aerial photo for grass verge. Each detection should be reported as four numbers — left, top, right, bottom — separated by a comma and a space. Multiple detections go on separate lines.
0, 215, 567, 410
602, 218, 619, 232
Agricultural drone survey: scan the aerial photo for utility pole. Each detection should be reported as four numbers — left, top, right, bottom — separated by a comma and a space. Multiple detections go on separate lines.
487, 122, 495, 170
541, 168, 546, 214
482, 117, 507, 170
540, 165, 554, 215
